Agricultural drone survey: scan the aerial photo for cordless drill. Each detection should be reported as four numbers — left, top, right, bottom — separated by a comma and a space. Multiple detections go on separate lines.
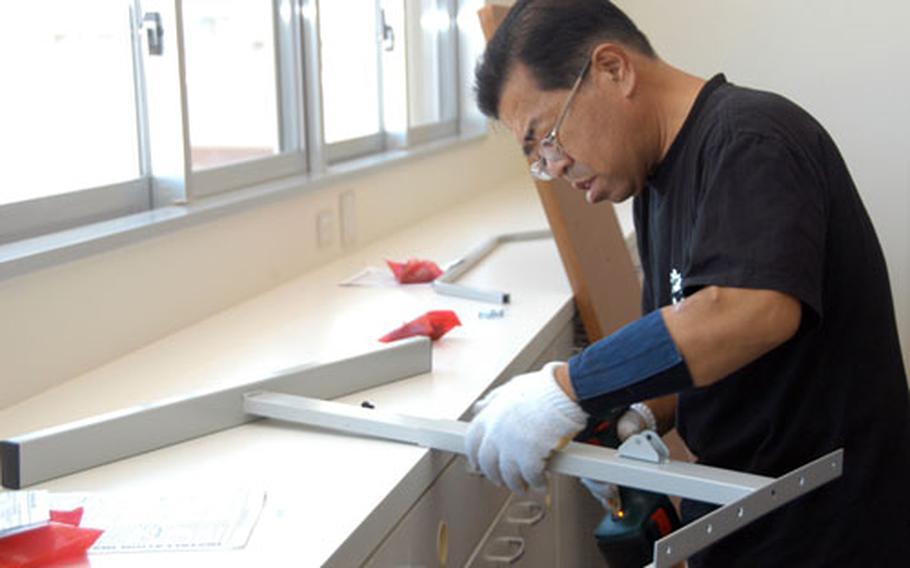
575, 408, 681, 568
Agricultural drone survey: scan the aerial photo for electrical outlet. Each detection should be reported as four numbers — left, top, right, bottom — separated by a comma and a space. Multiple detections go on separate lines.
316, 209, 335, 248
339, 190, 356, 247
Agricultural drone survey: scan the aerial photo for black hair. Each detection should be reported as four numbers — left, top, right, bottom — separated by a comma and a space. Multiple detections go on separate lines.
475, 0, 656, 119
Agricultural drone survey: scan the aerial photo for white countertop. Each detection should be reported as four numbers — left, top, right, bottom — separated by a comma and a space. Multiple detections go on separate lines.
0, 178, 584, 567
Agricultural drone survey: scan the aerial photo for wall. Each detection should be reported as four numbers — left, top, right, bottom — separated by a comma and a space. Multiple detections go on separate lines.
0, 131, 527, 408
616, 0, 910, 376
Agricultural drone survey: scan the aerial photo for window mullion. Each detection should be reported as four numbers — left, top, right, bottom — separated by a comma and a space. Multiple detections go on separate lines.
301, 0, 327, 174
455, 0, 487, 137
140, 0, 191, 206
379, 0, 408, 151
129, 0, 154, 207
375, 0, 388, 150
275, 0, 305, 164
438, 0, 460, 129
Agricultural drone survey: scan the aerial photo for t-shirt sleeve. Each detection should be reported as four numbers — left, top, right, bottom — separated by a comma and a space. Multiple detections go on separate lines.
684, 133, 826, 321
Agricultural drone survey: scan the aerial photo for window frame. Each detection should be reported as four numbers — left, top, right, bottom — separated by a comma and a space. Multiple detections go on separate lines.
317, 0, 387, 164
187, 0, 310, 199
0, 180, 151, 244
0, 0, 151, 244
0, 0, 484, 249
322, 0, 462, 164
402, 0, 460, 145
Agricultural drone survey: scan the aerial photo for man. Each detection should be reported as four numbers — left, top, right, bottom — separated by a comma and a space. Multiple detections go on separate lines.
465, 1, 910, 566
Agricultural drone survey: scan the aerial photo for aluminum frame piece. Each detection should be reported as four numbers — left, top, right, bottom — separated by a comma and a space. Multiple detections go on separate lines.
245, 392, 843, 565
433, 229, 552, 304
648, 450, 843, 568
1, 337, 432, 489
243, 392, 840, 507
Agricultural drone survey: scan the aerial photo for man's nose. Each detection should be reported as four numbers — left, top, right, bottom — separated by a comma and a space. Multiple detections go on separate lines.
546, 154, 574, 180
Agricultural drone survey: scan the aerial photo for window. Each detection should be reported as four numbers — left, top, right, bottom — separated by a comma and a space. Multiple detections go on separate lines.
318, 0, 460, 162
0, 0, 482, 247
0, 0, 147, 242
183, 0, 281, 170
318, 0, 382, 148
1, 1, 141, 205
406, 0, 459, 137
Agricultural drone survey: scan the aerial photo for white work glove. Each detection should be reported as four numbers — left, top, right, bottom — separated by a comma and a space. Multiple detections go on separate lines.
465, 362, 588, 494
581, 403, 657, 510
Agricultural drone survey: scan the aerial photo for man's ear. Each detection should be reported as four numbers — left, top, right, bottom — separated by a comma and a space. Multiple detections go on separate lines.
591, 43, 636, 97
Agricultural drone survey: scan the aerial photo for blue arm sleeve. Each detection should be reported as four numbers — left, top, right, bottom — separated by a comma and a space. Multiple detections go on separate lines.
568, 309, 693, 417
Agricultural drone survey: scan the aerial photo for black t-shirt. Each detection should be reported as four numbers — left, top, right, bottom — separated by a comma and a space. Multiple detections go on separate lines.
635, 74, 910, 567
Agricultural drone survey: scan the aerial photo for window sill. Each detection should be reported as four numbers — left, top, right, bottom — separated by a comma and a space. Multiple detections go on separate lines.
0, 130, 488, 283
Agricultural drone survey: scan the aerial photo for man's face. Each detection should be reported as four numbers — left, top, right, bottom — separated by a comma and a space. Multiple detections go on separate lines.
499, 62, 648, 204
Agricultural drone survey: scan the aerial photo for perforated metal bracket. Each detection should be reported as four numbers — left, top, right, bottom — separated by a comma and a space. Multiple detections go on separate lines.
432, 229, 552, 304
648, 449, 844, 567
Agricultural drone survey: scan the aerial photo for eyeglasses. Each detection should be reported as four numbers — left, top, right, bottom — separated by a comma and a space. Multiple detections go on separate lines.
530, 59, 592, 181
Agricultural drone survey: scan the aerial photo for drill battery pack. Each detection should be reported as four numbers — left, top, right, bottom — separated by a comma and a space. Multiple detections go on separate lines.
576, 411, 681, 567
594, 487, 680, 568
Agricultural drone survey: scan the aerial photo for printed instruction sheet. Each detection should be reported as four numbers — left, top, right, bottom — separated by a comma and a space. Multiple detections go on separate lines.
50, 489, 266, 553
0, 490, 49, 538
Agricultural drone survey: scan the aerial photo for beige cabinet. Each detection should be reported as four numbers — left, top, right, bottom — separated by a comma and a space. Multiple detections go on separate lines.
464, 474, 604, 568
363, 455, 511, 568
465, 491, 555, 567
363, 319, 606, 567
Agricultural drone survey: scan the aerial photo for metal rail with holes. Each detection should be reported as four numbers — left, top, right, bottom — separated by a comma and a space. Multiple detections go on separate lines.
243, 391, 843, 567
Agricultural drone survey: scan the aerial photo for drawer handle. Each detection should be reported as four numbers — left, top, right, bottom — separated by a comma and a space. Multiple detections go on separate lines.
506, 500, 545, 526
437, 520, 448, 566
484, 536, 525, 564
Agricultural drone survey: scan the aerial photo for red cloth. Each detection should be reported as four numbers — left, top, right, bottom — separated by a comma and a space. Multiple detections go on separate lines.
0, 523, 102, 568
379, 310, 461, 342
49, 508, 83, 527
386, 259, 443, 284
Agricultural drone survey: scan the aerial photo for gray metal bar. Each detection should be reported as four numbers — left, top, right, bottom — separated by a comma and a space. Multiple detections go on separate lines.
650, 449, 844, 567
242, 392, 777, 505
431, 281, 511, 304
433, 230, 551, 304
1, 337, 431, 489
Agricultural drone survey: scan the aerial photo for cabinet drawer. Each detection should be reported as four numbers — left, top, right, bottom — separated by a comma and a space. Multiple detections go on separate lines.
466, 489, 556, 568
365, 455, 510, 567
